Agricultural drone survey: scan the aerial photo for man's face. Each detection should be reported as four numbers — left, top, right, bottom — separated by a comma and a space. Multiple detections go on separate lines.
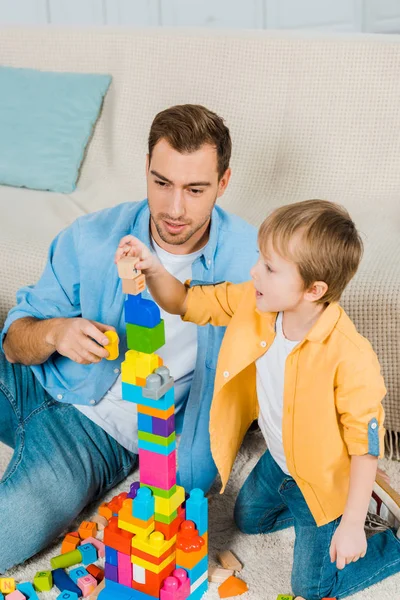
146, 139, 230, 249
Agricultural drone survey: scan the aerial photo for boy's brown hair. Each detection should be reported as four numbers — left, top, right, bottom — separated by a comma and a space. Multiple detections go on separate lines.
148, 104, 231, 180
258, 199, 363, 304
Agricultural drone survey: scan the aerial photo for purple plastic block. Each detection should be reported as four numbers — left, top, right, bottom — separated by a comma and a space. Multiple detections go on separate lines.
152, 414, 175, 437
104, 563, 118, 582
128, 481, 140, 500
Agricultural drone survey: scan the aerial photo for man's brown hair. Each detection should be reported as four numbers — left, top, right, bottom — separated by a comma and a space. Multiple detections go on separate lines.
258, 199, 363, 304
148, 104, 231, 180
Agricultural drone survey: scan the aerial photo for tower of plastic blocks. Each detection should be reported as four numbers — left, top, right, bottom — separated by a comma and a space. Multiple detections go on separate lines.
98, 256, 209, 600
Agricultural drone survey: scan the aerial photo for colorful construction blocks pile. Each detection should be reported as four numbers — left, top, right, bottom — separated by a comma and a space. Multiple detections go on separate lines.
98, 257, 209, 600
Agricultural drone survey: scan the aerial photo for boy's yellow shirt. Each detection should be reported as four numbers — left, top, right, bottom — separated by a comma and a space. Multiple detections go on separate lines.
183, 280, 386, 527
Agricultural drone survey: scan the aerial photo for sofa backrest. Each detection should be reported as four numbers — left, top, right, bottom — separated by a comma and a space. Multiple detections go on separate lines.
1, 27, 400, 226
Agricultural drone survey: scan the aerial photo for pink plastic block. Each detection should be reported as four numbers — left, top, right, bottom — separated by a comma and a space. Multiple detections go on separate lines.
82, 537, 105, 558
77, 574, 97, 597
160, 568, 190, 600
139, 448, 176, 489
5, 592, 26, 600
117, 551, 132, 587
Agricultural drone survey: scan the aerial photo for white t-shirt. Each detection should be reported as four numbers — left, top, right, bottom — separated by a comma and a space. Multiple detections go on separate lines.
75, 239, 203, 452
256, 312, 299, 475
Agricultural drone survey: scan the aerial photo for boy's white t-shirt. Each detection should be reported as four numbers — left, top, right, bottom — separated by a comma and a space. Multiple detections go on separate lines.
256, 312, 299, 475
75, 239, 203, 452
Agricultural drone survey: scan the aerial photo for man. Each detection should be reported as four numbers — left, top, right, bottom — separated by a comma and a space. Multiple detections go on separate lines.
0, 104, 258, 571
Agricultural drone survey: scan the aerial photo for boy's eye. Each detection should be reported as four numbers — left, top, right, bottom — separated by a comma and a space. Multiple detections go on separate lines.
265, 264, 273, 273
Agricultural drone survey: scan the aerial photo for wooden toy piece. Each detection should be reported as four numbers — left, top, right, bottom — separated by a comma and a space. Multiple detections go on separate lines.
3, 591, 24, 600
122, 274, 146, 295
218, 575, 248, 598
117, 256, 141, 279
52, 569, 81, 596
92, 514, 108, 531
62, 532, 81, 554
56, 592, 79, 600
69, 566, 89, 584
51, 548, 82, 569
276, 596, 294, 600
88, 578, 105, 600
80, 543, 98, 565
79, 521, 98, 540
0, 578, 15, 594
33, 571, 53, 592
77, 574, 97, 597
217, 549, 243, 572
81, 537, 105, 558
103, 331, 119, 361
208, 566, 234, 584
16, 582, 40, 600
86, 565, 104, 583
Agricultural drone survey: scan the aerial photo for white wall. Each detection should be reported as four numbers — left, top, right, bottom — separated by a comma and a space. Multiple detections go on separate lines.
0, 0, 400, 32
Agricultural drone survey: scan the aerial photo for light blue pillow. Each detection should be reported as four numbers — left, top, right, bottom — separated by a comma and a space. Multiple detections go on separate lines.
0, 66, 112, 193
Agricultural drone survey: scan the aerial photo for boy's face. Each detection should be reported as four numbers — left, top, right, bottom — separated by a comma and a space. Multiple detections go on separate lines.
146, 139, 230, 252
250, 241, 307, 313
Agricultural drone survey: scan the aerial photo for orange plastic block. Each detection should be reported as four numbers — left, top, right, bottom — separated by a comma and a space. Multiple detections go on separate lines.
79, 521, 97, 540
154, 510, 184, 541
87, 564, 104, 583
131, 560, 175, 597
136, 376, 146, 387
98, 503, 113, 520
118, 499, 155, 538
176, 522, 207, 570
138, 404, 174, 419
218, 575, 248, 598
62, 532, 80, 554
103, 516, 134, 554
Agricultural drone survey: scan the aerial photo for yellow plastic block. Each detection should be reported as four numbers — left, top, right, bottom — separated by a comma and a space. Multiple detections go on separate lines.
104, 331, 119, 361
0, 578, 16, 594
122, 350, 161, 383
154, 485, 185, 517
131, 530, 176, 558
118, 499, 155, 538
131, 551, 175, 574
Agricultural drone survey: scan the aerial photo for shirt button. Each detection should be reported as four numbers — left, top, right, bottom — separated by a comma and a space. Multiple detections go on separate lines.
207, 259, 211, 266
114, 368, 120, 374
57, 394, 63, 400
223, 371, 229, 378
90, 399, 96, 405
371, 422, 377, 430
260, 341, 267, 348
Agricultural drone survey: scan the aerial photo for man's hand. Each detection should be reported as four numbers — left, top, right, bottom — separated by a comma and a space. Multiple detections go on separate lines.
115, 235, 160, 276
49, 318, 117, 365
329, 520, 367, 570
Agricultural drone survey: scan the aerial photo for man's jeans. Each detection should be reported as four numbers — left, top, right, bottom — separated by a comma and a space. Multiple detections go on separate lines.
0, 352, 137, 573
234, 448, 400, 599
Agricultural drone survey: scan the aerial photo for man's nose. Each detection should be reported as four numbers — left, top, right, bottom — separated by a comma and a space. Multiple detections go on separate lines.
169, 189, 185, 218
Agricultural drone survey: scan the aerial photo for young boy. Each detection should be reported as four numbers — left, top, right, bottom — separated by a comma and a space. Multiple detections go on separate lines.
115, 199, 400, 599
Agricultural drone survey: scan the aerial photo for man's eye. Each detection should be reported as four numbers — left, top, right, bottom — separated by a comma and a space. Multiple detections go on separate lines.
190, 188, 202, 195
155, 180, 167, 187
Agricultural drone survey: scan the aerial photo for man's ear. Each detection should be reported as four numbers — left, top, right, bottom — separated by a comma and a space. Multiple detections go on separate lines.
145, 154, 150, 176
304, 281, 328, 303
217, 167, 232, 198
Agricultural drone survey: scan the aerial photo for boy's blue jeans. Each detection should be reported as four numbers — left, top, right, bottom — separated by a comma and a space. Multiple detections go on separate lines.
0, 353, 137, 573
234, 448, 400, 599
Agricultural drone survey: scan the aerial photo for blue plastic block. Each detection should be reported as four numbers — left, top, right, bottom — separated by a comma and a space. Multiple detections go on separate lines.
124, 294, 161, 328
177, 556, 208, 585
17, 583, 40, 599
105, 546, 118, 566
122, 383, 174, 411
186, 488, 208, 536
132, 487, 155, 521
0, 594, 3, 600
79, 543, 98, 565
189, 579, 208, 600
57, 592, 79, 600
69, 566, 89, 584
138, 437, 176, 455
137, 412, 153, 434
98, 579, 156, 600
52, 568, 82, 597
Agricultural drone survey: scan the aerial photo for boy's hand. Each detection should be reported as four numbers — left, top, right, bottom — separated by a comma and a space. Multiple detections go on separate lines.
114, 235, 160, 275
329, 520, 367, 570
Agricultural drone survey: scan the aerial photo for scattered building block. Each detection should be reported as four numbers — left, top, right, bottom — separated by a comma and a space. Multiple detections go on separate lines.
17, 582, 40, 599
56, 592, 79, 600
217, 549, 243, 572
77, 574, 97, 597
33, 571, 53, 592
208, 566, 234, 584
218, 575, 248, 598
62, 532, 81, 554
86, 565, 104, 584
81, 537, 105, 558
0, 578, 15, 594
3, 591, 24, 600
69, 567, 89, 584
51, 549, 82, 570
52, 568, 82, 596
79, 522, 97, 540
92, 514, 108, 531
79, 543, 98, 565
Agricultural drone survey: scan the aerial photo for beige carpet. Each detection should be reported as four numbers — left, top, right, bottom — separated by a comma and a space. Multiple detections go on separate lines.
1, 431, 400, 600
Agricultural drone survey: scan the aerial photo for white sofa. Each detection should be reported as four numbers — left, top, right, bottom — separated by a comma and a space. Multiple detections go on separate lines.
0, 26, 399, 453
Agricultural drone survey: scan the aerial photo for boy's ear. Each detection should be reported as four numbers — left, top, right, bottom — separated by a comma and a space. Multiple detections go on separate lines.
304, 281, 328, 303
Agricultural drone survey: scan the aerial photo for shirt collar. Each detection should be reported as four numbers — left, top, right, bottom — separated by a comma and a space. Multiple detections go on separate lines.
133, 199, 219, 270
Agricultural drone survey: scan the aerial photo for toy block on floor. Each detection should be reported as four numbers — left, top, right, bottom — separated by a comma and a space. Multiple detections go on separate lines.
56, 592, 79, 600
126, 320, 165, 354
92, 514, 109, 530
51, 549, 83, 570
208, 566, 234, 584
33, 571, 53, 592
276, 595, 294, 599
86, 565, 104, 583
17, 582, 40, 599
125, 293, 161, 328
0, 578, 15, 594
52, 568, 82, 597
79, 543, 98, 565
79, 521, 97, 540
104, 331, 119, 360
218, 575, 248, 598
3, 591, 25, 600
62, 532, 81, 554
81, 537, 105, 558
77, 574, 97, 597
69, 567, 89, 584
216, 549, 243, 572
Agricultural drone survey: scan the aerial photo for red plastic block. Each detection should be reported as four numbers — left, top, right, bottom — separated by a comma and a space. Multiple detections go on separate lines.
103, 517, 134, 554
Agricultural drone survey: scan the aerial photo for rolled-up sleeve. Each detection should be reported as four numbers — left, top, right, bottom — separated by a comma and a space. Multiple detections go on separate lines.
335, 352, 386, 458
182, 280, 248, 327
1, 221, 81, 351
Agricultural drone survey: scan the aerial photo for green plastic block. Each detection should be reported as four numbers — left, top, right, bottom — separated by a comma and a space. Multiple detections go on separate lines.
140, 483, 177, 499
126, 320, 165, 354
138, 430, 176, 447
33, 571, 53, 592
276, 596, 294, 600
155, 509, 178, 524
50, 548, 82, 569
